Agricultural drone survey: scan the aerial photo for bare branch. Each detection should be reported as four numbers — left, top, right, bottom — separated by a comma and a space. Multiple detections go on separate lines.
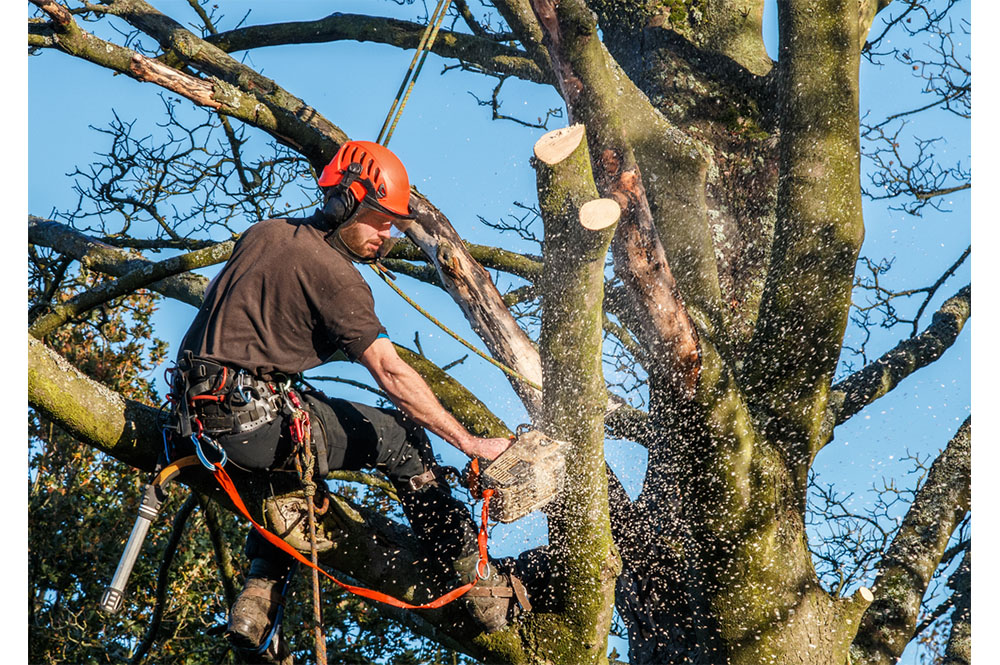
29, 239, 234, 339
202, 12, 550, 85
29, 216, 213, 308
828, 285, 969, 431
852, 417, 971, 665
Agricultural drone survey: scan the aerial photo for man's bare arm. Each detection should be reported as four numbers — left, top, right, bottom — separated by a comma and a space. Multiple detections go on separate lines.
359, 337, 512, 460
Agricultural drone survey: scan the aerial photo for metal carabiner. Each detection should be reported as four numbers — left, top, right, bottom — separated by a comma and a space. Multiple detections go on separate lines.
233, 371, 255, 404
476, 557, 492, 581
191, 434, 228, 470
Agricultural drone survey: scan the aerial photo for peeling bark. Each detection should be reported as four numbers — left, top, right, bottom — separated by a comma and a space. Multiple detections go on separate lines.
406, 194, 545, 419
529, 0, 701, 397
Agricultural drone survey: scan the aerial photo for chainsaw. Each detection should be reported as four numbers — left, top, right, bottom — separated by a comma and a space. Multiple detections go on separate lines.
464, 427, 569, 523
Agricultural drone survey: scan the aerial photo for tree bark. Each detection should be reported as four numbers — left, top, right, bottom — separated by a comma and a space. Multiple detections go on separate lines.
534, 125, 621, 664
744, 0, 866, 490
942, 549, 971, 665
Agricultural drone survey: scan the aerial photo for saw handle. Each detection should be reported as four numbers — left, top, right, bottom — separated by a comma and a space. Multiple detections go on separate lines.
99, 482, 166, 614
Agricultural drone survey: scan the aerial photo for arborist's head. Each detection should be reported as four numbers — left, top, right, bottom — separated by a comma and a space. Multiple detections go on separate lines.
318, 140, 414, 262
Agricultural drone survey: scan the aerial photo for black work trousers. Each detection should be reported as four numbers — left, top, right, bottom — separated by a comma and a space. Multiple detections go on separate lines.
239, 390, 479, 584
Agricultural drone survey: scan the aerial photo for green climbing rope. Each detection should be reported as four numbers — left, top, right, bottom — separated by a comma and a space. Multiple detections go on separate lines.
371, 264, 542, 392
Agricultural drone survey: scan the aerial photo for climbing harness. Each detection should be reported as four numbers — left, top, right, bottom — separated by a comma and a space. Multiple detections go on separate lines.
103, 355, 498, 618
376, 0, 455, 147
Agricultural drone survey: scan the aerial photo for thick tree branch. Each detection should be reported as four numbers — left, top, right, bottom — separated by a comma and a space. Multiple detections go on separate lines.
29, 216, 213, 308
29, 240, 234, 338
827, 285, 970, 433
535, 125, 620, 663
30, 0, 342, 168
744, 0, 865, 477
389, 239, 543, 282
852, 417, 971, 665
203, 13, 550, 85
406, 193, 545, 418
529, 0, 700, 397
942, 548, 970, 665
95, 0, 345, 171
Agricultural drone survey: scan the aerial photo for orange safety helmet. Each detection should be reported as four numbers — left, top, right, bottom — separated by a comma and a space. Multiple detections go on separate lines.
318, 141, 412, 219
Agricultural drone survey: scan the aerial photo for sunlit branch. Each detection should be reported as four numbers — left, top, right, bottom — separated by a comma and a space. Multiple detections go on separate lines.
29, 239, 235, 339
29, 216, 214, 308
202, 12, 549, 85
853, 418, 970, 665
829, 285, 970, 431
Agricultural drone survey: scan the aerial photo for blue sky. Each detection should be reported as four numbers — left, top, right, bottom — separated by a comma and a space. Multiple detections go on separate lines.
24, 1, 981, 662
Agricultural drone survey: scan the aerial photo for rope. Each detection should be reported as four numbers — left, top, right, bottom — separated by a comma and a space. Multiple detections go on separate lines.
370, 264, 542, 392
289, 397, 327, 665
211, 461, 495, 610
376, 0, 455, 146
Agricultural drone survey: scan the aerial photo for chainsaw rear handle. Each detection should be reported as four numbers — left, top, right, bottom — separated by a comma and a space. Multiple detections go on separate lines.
99, 482, 167, 614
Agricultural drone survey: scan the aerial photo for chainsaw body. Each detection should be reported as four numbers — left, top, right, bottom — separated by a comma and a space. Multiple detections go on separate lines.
471, 429, 569, 523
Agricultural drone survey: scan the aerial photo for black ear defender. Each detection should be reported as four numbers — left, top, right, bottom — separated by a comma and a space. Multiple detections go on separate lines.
320, 186, 356, 228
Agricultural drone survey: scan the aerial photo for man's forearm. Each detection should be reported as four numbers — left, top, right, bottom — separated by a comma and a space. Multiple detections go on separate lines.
369, 352, 476, 454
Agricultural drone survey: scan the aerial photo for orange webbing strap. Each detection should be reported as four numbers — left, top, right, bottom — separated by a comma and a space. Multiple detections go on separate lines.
212, 462, 495, 610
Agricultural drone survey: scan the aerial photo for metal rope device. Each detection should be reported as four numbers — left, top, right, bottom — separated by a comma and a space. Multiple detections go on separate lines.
99, 455, 201, 615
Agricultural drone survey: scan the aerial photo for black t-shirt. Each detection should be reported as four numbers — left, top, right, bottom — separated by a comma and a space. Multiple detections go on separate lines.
179, 213, 387, 376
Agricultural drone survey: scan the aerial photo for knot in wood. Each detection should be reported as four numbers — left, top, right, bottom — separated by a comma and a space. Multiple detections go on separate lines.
437, 241, 461, 279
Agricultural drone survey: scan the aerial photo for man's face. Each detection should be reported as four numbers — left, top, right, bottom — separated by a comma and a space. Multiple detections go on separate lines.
338, 207, 395, 258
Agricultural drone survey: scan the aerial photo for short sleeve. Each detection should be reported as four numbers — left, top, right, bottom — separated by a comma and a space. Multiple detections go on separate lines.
322, 282, 387, 360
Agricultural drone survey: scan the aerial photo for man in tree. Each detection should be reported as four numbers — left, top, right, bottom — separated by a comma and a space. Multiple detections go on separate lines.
171, 140, 523, 660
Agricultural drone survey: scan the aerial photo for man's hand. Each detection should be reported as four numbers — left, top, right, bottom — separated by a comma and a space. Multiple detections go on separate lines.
464, 436, 514, 462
